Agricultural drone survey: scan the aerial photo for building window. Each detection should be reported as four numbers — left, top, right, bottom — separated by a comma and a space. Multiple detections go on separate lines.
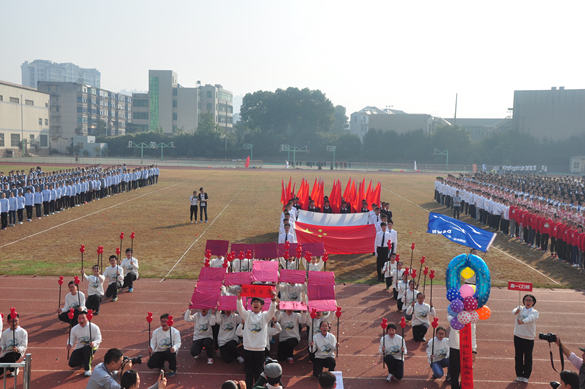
11, 134, 20, 147
173, 113, 177, 120
25, 99, 34, 106
207, 103, 212, 110
134, 99, 148, 107
45, 119, 48, 125
10, 97, 19, 104
173, 100, 177, 108
40, 135, 48, 147
0, 95, 3, 101
173, 88, 177, 96
206, 91, 212, 98
39, 118, 42, 125
133, 112, 149, 120
0, 133, 4, 147
30, 134, 35, 141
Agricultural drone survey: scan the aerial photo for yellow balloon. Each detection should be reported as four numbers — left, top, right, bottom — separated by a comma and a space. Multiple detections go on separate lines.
461, 267, 475, 279
471, 285, 476, 292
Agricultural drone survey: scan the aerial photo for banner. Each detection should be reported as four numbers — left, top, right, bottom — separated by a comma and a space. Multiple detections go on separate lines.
198, 267, 226, 282
297, 210, 369, 226
230, 243, 255, 257
251, 261, 279, 283
308, 299, 337, 312
254, 242, 278, 259
279, 301, 308, 311
427, 212, 496, 252
507, 281, 533, 291
224, 272, 252, 286
205, 240, 230, 256
189, 281, 222, 309
218, 295, 238, 311
460, 323, 474, 388
240, 284, 275, 298
279, 269, 307, 284
301, 242, 325, 256
295, 221, 376, 255
307, 284, 336, 300
308, 271, 335, 285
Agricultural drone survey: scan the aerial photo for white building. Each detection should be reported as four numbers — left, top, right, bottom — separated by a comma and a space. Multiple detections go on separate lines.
21, 60, 101, 89
132, 70, 233, 134
0, 80, 50, 156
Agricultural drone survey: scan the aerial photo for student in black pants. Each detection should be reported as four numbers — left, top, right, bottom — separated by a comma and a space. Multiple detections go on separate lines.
189, 191, 198, 223
199, 187, 208, 223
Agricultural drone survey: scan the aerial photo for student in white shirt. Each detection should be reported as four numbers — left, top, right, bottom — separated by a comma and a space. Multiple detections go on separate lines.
189, 190, 198, 223
233, 256, 253, 272
147, 313, 181, 377
237, 291, 277, 389
513, 294, 539, 383
277, 309, 307, 363
381, 253, 397, 291
302, 256, 324, 272
0, 313, 28, 377
427, 326, 450, 379
310, 321, 338, 378
24, 188, 34, 222
67, 310, 102, 376
276, 283, 305, 302
210, 310, 243, 364
379, 322, 406, 382
387, 221, 398, 255
396, 272, 408, 311
103, 255, 124, 302
57, 281, 86, 326
402, 281, 419, 321
374, 222, 391, 282
278, 224, 296, 243
121, 248, 139, 292
184, 308, 215, 364
81, 265, 105, 315
406, 292, 436, 342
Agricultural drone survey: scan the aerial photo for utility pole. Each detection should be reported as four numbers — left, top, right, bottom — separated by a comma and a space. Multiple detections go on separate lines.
453, 93, 458, 127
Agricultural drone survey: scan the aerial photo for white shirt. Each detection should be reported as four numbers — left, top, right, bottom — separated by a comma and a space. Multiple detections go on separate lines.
121, 257, 139, 278
103, 265, 124, 285
62, 291, 86, 312
379, 334, 406, 360
513, 306, 539, 340
150, 326, 181, 353
68, 322, 102, 350
237, 299, 277, 352
0, 327, 28, 358
277, 311, 307, 342
374, 229, 392, 252
184, 310, 214, 341
310, 332, 337, 359
406, 302, 436, 327
427, 337, 450, 364
190, 195, 198, 206
278, 232, 296, 244
82, 274, 105, 296
210, 312, 241, 347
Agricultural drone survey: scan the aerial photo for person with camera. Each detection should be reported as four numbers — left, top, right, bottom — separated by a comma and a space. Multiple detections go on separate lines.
85, 348, 134, 389
120, 370, 167, 389
513, 293, 540, 383
252, 362, 283, 389
554, 336, 585, 388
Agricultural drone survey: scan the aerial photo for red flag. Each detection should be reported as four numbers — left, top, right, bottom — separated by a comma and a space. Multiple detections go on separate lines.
291, 182, 296, 199
365, 180, 373, 210
310, 178, 319, 202
372, 181, 381, 209
281, 179, 285, 206
295, 221, 376, 254
244, 156, 250, 168
460, 323, 474, 388
286, 177, 292, 205
349, 179, 357, 212
343, 177, 352, 201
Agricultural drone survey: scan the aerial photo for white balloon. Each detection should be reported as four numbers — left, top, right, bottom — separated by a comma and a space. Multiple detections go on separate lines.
457, 311, 472, 325
470, 311, 479, 323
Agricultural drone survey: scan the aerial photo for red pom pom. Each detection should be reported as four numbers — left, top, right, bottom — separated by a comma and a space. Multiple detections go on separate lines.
429, 270, 435, 280
410, 269, 417, 279
400, 317, 406, 328
120, 232, 125, 240
86, 309, 94, 321
167, 315, 174, 327
310, 308, 317, 319
74, 276, 80, 285
146, 311, 153, 323
130, 232, 135, 239
404, 267, 410, 276
335, 306, 342, 318
423, 267, 429, 275
239, 251, 245, 260
381, 318, 388, 329
58, 276, 64, 285
68, 308, 75, 320
411, 243, 415, 250
284, 241, 290, 249
116, 247, 121, 255
420, 256, 425, 264
431, 317, 439, 328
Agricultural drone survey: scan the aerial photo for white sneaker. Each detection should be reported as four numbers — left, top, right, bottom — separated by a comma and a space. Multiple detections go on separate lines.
193, 354, 200, 359
84, 370, 92, 377
8, 368, 19, 377
207, 358, 213, 365
522, 378, 529, 383
237, 356, 244, 364
386, 374, 393, 382
516, 377, 523, 382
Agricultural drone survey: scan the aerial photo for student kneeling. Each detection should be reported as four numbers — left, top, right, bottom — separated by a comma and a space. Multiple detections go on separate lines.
310, 321, 339, 378
405, 292, 435, 342
148, 313, 181, 377
379, 323, 406, 382
67, 310, 102, 376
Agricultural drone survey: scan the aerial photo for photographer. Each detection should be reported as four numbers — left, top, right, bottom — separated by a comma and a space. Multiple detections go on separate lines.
85, 348, 133, 389
554, 337, 585, 388
513, 294, 539, 383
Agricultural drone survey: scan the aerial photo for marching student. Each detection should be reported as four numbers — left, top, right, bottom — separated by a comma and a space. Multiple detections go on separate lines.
379, 323, 406, 382
24, 187, 34, 222
392, 261, 404, 300
406, 292, 436, 342
148, 313, 181, 377
381, 253, 397, 291
189, 190, 199, 224
237, 290, 277, 389
210, 309, 244, 364
427, 326, 450, 380
82, 265, 105, 315
16, 190, 24, 225
103, 255, 124, 302
199, 187, 209, 223
7, 192, 16, 227
0, 313, 28, 377
310, 321, 338, 378
121, 248, 139, 293
58, 281, 86, 326
184, 308, 215, 364
276, 309, 307, 363
67, 310, 102, 377
374, 222, 391, 283
278, 224, 296, 244
513, 294, 539, 383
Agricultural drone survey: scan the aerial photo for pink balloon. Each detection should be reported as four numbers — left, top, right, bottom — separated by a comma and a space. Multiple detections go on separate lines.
470, 311, 479, 323
459, 284, 474, 299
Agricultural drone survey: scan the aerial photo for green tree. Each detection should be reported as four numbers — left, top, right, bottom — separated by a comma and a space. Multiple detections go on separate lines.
93, 120, 107, 137
332, 105, 348, 133
431, 125, 472, 164
197, 112, 221, 134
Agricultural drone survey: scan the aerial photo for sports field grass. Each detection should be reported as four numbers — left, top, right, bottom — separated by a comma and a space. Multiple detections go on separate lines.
1, 164, 584, 289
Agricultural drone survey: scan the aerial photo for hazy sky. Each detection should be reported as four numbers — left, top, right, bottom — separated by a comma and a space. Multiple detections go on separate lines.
2, 1, 584, 119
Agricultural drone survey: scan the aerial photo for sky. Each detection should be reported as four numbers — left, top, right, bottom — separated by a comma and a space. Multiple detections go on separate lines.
2, 1, 585, 119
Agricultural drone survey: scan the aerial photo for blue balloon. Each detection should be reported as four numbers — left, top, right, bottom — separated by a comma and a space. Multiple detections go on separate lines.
450, 299, 464, 313
446, 287, 461, 302
446, 254, 491, 309
447, 304, 456, 317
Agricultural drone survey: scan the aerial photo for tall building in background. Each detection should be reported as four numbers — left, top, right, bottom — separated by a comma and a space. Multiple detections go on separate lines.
21, 60, 101, 88
132, 70, 233, 134
37, 82, 130, 151
0, 81, 50, 156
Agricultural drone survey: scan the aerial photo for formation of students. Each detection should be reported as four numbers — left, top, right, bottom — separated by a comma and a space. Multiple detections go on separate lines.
0, 165, 160, 230
435, 173, 585, 269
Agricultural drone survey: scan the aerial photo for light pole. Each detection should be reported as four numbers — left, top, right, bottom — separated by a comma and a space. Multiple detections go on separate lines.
243, 143, 253, 161
326, 146, 336, 169
433, 148, 449, 171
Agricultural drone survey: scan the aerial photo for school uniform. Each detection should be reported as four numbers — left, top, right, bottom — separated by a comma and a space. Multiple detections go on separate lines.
302, 258, 324, 272
277, 311, 307, 361
513, 306, 539, 381
380, 334, 406, 380
8, 196, 17, 226
278, 232, 296, 244
0, 196, 8, 229
406, 302, 436, 341
189, 195, 198, 222
148, 326, 181, 372
310, 332, 337, 377
374, 230, 391, 282
82, 273, 105, 314
121, 256, 139, 290
199, 192, 209, 222
59, 291, 87, 326
402, 289, 419, 320
24, 191, 34, 221
210, 312, 242, 363
68, 322, 102, 372
381, 260, 397, 289
184, 310, 215, 359
427, 336, 450, 378
233, 258, 253, 272
16, 195, 25, 224
0, 326, 28, 374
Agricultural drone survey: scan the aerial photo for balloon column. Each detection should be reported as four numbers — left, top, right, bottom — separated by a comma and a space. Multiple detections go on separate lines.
445, 253, 492, 388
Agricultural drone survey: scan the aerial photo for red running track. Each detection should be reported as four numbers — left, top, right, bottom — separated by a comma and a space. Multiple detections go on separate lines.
1, 276, 583, 388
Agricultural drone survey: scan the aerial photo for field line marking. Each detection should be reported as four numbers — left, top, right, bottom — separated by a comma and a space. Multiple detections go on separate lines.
161, 185, 246, 281
0, 179, 194, 250
382, 185, 561, 285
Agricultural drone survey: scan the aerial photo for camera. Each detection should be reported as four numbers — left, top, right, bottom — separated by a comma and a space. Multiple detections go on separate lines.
550, 381, 560, 389
264, 357, 277, 366
539, 332, 557, 343
123, 355, 142, 365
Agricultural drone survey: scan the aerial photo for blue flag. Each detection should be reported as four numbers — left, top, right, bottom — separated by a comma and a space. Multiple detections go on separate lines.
427, 212, 496, 252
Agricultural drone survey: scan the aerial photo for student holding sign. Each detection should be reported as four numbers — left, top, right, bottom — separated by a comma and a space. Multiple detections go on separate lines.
277, 308, 308, 363
184, 308, 215, 364
237, 290, 277, 389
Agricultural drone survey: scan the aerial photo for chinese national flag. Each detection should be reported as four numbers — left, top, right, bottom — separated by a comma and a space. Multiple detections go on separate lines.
294, 221, 376, 254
